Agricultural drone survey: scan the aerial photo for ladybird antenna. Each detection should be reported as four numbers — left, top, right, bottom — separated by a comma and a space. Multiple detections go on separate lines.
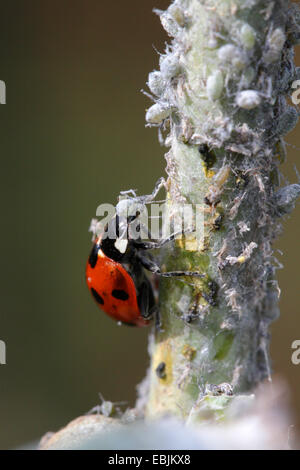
147, 198, 167, 204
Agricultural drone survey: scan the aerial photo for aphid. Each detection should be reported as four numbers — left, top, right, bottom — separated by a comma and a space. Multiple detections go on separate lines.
146, 102, 174, 125
229, 193, 246, 220
86, 180, 205, 327
160, 53, 181, 81
155, 362, 166, 379
155, 8, 183, 38
167, 4, 185, 27
217, 44, 246, 70
263, 28, 286, 64
235, 90, 261, 110
226, 242, 258, 265
147, 71, 166, 97
204, 166, 230, 206
240, 23, 256, 50
206, 70, 224, 101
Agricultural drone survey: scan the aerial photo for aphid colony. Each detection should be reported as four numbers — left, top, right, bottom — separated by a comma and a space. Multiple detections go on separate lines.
144, 0, 300, 150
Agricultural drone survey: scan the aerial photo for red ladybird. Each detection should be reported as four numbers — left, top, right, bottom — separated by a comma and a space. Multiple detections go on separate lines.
86, 233, 154, 327
86, 181, 205, 327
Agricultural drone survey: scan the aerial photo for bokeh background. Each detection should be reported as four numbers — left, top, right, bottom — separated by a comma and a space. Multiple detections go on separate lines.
0, 0, 300, 449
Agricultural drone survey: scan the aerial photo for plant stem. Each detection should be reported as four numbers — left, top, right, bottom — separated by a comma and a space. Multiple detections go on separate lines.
143, 0, 300, 419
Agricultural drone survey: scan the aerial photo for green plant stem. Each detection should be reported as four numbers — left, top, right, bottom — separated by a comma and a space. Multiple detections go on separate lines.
143, 0, 300, 420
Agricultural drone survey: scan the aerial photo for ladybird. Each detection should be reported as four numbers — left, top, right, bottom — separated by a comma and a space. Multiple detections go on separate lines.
86, 228, 155, 327
86, 184, 205, 327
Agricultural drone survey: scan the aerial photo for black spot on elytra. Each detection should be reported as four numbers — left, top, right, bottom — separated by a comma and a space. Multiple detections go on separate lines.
111, 289, 129, 301
88, 244, 99, 268
91, 288, 104, 305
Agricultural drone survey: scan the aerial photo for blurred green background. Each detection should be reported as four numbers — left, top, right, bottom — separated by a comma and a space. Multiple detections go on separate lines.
0, 0, 299, 449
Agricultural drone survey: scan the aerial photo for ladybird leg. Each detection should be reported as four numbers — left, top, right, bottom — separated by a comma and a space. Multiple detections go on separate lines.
132, 230, 185, 250
136, 253, 161, 274
138, 281, 150, 319
158, 271, 206, 278
155, 308, 163, 332
132, 224, 197, 250
137, 279, 156, 319
137, 252, 205, 278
